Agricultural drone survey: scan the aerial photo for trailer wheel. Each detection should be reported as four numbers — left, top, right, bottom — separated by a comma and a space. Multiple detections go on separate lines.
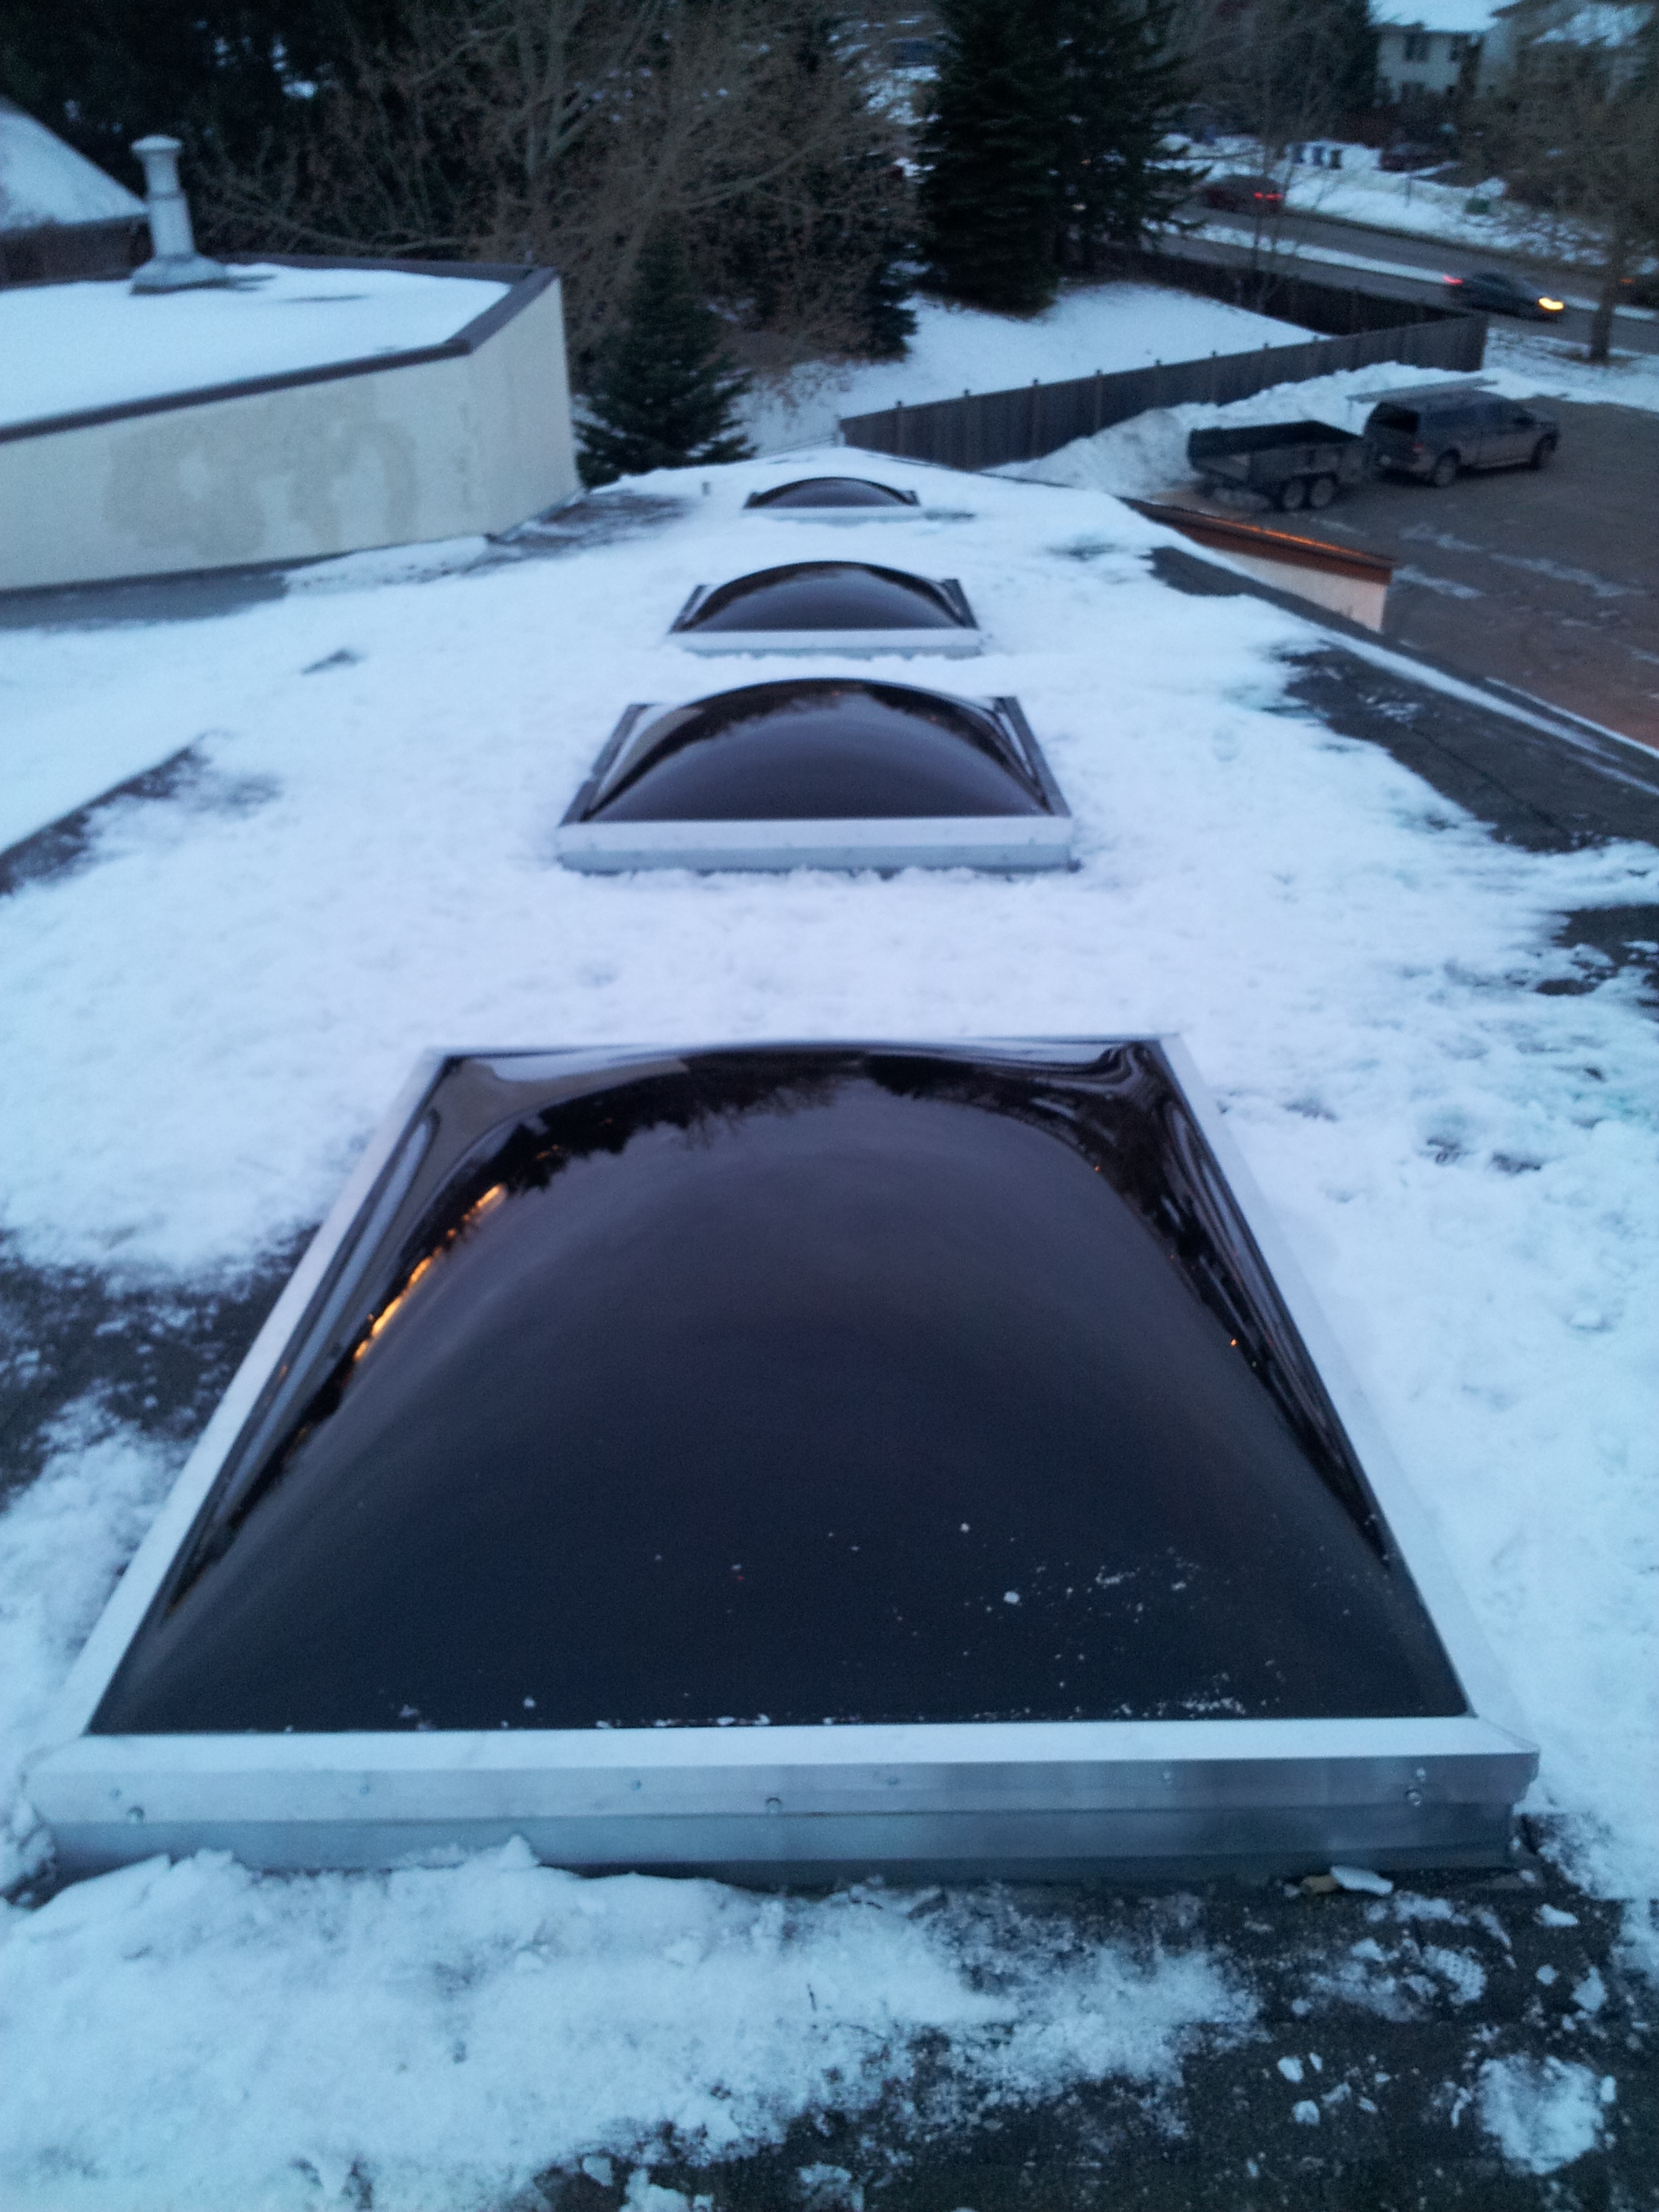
1277, 476, 1307, 512
1307, 474, 1338, 509
1429, 451, 1460, 488
1529, 438, 1555, 470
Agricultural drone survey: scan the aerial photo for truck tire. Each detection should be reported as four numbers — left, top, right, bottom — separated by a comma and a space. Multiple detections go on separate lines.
1307, 474, 1338, 509
1429, 451, 1459, 488
1530, 438, 1555, 470
1277, 476, 1307, 512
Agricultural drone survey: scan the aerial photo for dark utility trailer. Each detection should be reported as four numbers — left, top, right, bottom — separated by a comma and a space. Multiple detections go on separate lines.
1188, 420, 1372, 512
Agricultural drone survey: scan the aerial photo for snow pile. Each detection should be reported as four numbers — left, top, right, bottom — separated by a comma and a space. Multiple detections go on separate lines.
739, 285, 1314, 450
994, 362, 1481, 497
0, 1823, 1246, 2208
0, 265, 510, 430
1477, 2055, 1609, 2174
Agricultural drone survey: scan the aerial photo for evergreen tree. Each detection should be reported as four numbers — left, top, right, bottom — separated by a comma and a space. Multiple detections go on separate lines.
577, 229, 754, 488
919, 0, 1061, 314
1052, 0, 1197, 274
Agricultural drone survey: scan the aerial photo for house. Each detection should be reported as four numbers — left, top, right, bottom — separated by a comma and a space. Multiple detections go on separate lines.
0, 96, 147, 285
1372, 0, 1517, 100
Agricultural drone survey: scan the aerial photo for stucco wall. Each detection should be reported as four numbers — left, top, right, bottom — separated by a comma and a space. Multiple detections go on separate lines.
0, 271, 577, 592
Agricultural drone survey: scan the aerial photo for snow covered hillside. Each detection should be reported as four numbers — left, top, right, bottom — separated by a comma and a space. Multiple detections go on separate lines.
1, 453, 1655, 2209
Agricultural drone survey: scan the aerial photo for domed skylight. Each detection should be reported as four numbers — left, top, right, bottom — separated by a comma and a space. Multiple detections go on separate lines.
671, 563, 980, 655
745, 476, 919, 510
35, 1039, 1533, 1882
556, 678, 1072, 873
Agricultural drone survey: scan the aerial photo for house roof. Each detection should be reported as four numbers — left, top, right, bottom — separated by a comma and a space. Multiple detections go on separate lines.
0, 97, 144, 232
1373, 0, 1505, 31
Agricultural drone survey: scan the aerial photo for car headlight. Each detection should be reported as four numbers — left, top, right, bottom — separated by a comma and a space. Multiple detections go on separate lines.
1538, 297, 1564, 311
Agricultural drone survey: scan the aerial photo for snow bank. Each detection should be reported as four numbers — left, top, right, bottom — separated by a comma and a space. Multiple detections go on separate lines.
998, 344, 1659, 501
0, 266, 510, 430
739, 285, 1314, 451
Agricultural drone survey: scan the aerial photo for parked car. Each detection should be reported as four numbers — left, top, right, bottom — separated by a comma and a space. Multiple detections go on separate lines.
1201, 172, 1284, 213
1187, 420, 1372, 511
1442, 270, 1565, 320
1364, 389, 1559, 486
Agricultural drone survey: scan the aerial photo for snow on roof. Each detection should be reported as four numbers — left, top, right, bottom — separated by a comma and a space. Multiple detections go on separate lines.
0, 445, 1655, 2196
1373, 0, 1503, 29
0, 96, 144, 230
0, 263, 512, 430
1534, 0, 1652, 41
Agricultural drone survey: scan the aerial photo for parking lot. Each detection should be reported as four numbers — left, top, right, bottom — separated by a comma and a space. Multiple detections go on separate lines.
1191, 396, 1659, 749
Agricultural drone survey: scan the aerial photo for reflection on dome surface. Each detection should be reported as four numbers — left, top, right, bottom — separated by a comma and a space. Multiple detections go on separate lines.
676, 562, 972, 635
91, 1042, 1467, 1739
746, 477, 918, 509
580, 678, 1049, 824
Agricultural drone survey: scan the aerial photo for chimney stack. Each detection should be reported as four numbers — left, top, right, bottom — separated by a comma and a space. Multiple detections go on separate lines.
130, 136, 230, 293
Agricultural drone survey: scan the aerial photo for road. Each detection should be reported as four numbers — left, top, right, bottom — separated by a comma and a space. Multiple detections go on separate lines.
1179, 207, 1659, 358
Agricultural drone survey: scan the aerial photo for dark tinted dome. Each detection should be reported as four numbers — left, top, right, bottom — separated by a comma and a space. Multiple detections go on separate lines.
584, 679, 1047, 823
95, 1044, 1464, 1737
747, 477, 917, 508
678, 562, 969, 634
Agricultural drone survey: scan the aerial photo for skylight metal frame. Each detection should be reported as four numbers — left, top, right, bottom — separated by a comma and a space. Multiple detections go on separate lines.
553, 693, 1073, 874
28, 1038, 1536, 1883
670, 574, 982, 657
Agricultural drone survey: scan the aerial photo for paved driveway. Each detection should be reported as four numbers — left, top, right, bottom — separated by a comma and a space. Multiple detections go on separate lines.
1182, 396, 1659, 748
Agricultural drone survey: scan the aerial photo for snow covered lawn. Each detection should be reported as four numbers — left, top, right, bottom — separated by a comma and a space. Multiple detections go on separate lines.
739, 285, 1315, 450
0, 265, 510, 430
1, 453, 1654, 2207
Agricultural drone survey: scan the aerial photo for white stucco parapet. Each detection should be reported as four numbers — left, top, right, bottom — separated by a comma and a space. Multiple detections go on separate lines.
0, 260, 578, 592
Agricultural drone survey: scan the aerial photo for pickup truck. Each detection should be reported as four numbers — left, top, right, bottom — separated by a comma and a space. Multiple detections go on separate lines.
1186, 420, 1372, 512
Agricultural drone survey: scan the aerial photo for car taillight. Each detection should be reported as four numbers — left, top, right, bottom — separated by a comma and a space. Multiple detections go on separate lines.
1412, 443, 1424, 454
1443, 275, 1463, 286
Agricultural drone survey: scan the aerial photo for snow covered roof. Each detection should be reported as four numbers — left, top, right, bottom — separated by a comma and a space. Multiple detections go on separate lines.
0, 96, 144, 231
1372, 0, 1504, 30
1532, 0, 1653, 42
3, 441, 1655, 2193
0, 262, 512, 432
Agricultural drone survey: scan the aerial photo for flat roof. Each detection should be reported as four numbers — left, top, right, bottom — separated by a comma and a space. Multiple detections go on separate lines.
0, 262, 511, 431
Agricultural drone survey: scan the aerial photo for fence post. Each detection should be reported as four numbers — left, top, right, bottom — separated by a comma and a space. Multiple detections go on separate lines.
1092, 370, 1103, 433
894, 399, 905, 459
1030, 378, 1040, 459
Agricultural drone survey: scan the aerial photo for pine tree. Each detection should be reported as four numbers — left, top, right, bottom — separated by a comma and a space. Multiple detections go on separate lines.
578, 230, 754, 489
1053, 0, 1196, 275
919, 0, 1061, 314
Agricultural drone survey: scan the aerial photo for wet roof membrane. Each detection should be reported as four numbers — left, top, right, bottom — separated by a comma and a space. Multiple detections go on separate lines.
35, 1039, 1534, 1881
555, 679, 1071, 873
745, 476, 919, 510
671, 563, 979, 655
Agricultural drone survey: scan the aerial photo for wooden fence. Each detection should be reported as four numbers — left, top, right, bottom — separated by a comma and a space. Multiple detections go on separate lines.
840, 253, 1488, 473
